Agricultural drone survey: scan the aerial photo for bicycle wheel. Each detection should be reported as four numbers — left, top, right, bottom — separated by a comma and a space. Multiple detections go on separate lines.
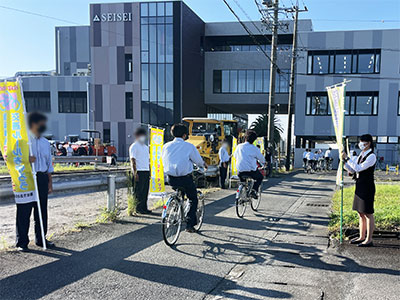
194, 191, 205, 232
162, 197, 182, 246
251, 186, 262, 211
235, 185, 247, 218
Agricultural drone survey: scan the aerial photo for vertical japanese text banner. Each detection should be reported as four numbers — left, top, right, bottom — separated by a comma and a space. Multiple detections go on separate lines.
327, 84, 346, 185
0, 80, 37, 203
149, 127, 165, 193
231, 137, 238, 176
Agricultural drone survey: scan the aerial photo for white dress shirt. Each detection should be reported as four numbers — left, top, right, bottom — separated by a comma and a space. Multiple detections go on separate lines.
233, 142, 265, 173
345, 149, 376, 174
66, 146, 73, 156
30, 135, 54, 173
306, 152, 314, 160
219, 147, 230, 165
303, 151, 308, 159
162, 138, 204, 177
129, 141, 150, 171
324, 149, 332, 158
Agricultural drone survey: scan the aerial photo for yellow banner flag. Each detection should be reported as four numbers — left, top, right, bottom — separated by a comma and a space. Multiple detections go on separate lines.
149, 127, 165, 193
327, 84, 346, 185
0, 80, 37, 203
253, 137, 265, 155
231, 137, 238, 176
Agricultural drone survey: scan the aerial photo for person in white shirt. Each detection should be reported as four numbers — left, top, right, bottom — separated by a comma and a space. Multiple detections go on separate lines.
343, 134, 376, 247
66, 143, 74, 157
233, 130, 265, 199
129, 127, 151, 214
302, 149, 308, 168
162, 124, 206, 232
16, 112, 55, 251
218, 139, 230, 189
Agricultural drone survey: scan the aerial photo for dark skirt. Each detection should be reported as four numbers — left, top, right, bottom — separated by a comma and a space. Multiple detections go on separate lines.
352, 180, 375, 214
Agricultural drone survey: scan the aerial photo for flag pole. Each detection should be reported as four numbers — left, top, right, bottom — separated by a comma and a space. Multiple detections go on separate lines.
340, 81, 347, 244
18, 77, 47, 250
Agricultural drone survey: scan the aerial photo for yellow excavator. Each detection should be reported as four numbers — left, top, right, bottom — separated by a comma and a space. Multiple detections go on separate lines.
182, 118, 239, 167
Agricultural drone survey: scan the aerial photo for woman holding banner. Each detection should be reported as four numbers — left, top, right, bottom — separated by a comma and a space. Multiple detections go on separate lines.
342, 134, 376, 247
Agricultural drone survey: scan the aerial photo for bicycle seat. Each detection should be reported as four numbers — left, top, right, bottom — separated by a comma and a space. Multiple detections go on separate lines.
171, 186, 185, 192
239, 175, 254, 182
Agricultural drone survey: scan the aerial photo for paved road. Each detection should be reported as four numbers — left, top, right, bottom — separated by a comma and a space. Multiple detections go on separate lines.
0, 172, 398, 300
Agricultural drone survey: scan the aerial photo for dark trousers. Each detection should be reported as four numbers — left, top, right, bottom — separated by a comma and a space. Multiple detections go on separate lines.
219, 164, 228, 189
238, 170, 263, 191
133, 171, 150, 212
16, 172, 49, 247
168, 175, 198, 228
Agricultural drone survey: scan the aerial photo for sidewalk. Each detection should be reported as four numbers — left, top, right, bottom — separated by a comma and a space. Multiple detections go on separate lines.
0, 172, 398, 300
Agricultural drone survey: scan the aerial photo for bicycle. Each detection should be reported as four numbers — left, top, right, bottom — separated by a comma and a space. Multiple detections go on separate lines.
161, 169, 205, 247
235, 175, 262, 218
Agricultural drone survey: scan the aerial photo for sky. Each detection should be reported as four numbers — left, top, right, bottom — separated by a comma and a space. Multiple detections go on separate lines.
0, 0, 399, 77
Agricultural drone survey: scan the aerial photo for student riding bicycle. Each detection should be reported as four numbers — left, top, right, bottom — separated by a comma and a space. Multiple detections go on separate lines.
162, 123, 207, 233
233, 130, 266, 199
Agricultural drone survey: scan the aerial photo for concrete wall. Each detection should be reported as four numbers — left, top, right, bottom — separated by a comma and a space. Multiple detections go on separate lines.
55, 26, 90, 76
90, 2, 141, 158
21, 75, 89, 141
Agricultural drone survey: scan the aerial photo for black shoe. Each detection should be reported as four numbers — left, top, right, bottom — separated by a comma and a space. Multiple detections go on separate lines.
137, 209, 152, 215
16, 246, 30, 252
358, 241, 374, 247
250, 190, 258, 199
185, 227, 196, 233
350, 238, 365, 245
36, 240, 55, 249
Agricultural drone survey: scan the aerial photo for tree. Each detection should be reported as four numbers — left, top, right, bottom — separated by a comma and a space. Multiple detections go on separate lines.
250, 114, 283, 148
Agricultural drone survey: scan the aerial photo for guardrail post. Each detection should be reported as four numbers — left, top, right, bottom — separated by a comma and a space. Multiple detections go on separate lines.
107, 174, 116, 210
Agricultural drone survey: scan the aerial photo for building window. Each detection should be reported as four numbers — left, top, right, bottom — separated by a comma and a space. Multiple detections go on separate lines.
125, 54, 133, 81
126, 92, 133, 119
103, 129, 110, 143
206, 44, 291, 52
24, 92, 51, 112
141, 2, 174, 126
58, 92, 87, 113
388, 137, 399, 144
305, 94, 330, 115
307, 49, 381, 75
306, 91, 378, 116
213, 69, 289, 94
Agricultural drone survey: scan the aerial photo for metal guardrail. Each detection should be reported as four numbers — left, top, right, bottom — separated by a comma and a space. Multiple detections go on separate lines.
53, 156, 103, 164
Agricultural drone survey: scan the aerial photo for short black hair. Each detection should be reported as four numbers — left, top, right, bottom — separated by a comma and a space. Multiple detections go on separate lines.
245, 130, 257, 144
171, 123, 188, 138
360, 134, 374, 151
135, 127, 147, 136
28, 112, 47, 128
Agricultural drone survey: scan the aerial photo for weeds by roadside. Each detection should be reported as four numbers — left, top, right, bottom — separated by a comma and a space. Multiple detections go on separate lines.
96, 207, 121, 224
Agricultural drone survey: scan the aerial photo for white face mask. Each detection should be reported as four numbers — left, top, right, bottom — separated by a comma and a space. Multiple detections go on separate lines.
138, 136, 146, 144
222, 143, 228, 149
358, 142, 367, 151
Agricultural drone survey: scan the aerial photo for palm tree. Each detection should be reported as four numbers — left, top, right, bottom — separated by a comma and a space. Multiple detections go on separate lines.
250, 114, 283, 148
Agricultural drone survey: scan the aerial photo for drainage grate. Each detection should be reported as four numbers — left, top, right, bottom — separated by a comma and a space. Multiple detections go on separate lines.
306, 203, 329, 207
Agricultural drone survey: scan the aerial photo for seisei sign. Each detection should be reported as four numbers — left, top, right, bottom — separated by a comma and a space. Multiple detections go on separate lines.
93, 12, 132, 22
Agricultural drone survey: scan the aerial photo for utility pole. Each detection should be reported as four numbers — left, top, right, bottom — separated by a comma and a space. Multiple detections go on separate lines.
284, 5, 308, 171
265, 0, 279, 157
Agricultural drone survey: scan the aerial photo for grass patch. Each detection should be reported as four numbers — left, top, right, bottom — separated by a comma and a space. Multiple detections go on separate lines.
96, 207, 121, 224
0, 164, 95, 175
73, 222, 92, 231
329, 184, 400, 233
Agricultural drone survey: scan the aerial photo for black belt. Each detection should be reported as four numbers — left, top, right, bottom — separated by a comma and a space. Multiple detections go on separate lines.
37, 172, 48, 175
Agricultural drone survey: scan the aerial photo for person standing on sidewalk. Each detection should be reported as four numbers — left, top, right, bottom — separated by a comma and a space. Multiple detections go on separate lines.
16, 112, 54, 251
343, 134, 376, 247
218, 139, 230, 189
129, 128, 151, 214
